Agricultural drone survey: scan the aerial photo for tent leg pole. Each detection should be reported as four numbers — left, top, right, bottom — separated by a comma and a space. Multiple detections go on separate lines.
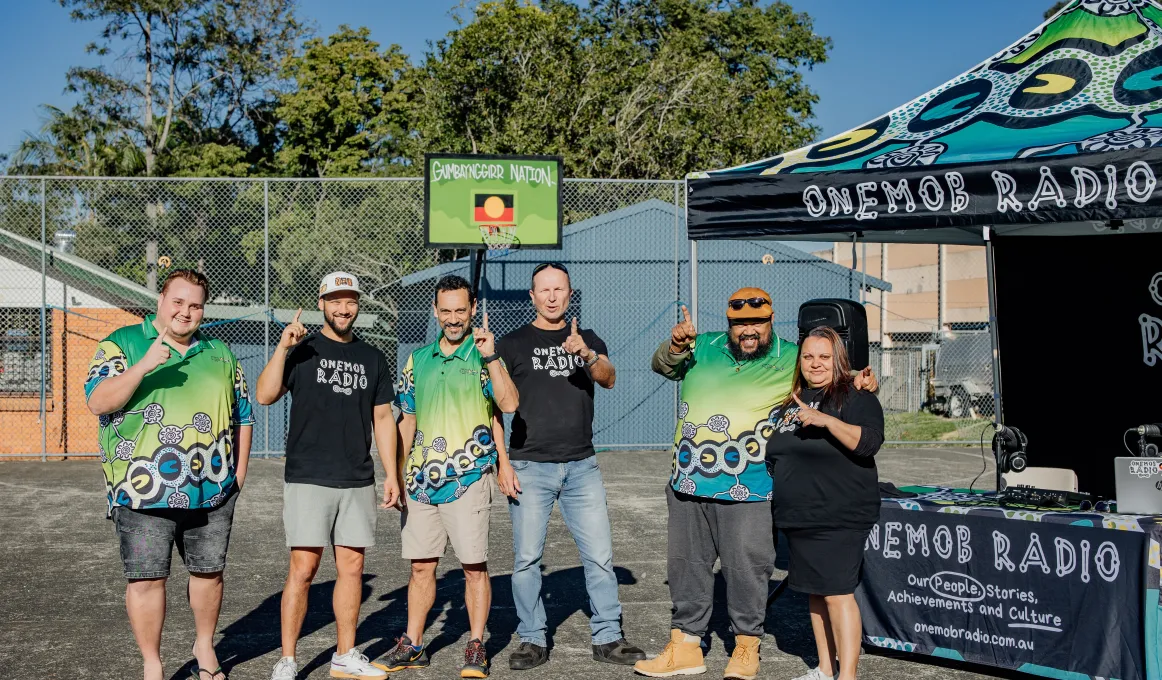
985, 230, 1004, 491
690, 240, 699, 329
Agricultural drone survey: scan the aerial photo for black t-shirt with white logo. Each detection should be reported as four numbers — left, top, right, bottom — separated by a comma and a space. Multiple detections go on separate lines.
765, 384, 884, 530
282, 333, 395, 487
497, 323, 610, 463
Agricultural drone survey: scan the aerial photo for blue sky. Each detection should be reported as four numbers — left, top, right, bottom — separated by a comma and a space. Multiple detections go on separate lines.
0, 0, 1056, 168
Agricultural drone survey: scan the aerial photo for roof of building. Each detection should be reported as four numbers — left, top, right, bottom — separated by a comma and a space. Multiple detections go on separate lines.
0, 226, 377, 327
400, 199, 891, 291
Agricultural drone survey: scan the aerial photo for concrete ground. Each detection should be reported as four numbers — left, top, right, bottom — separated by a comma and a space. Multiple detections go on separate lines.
0, 448, 1013, 680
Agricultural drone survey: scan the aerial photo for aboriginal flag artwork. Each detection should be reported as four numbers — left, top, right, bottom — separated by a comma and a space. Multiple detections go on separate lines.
424, 154, 562, 249
473, 193, 515, 225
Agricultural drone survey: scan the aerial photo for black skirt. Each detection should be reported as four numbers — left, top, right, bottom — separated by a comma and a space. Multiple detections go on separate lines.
783, 527, 870, 596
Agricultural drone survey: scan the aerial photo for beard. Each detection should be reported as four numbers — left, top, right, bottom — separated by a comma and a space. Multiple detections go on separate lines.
324, 310, 356, 336
442, 321, 468, 342
727, 332, 773, 362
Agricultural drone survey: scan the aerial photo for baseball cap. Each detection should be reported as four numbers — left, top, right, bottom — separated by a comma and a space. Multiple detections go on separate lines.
319, 271, 362, 298
726, 287, 773, 321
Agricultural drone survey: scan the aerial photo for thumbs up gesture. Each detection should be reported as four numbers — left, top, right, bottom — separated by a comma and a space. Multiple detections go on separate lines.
562, 317, 592, 360
473, 313, 496, 356
279, 308, 308, 351
140, 324, 173, 373
670, 305, 697, 354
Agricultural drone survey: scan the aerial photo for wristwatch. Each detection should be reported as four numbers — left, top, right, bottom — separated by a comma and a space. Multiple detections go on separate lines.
482, 353, 500, 364
585, 350, 600, 367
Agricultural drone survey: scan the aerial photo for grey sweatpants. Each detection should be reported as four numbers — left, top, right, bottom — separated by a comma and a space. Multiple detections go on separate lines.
666, 485, 775, 638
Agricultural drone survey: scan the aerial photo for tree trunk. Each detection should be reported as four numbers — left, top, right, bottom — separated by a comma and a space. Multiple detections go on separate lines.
142, 11, 156, 176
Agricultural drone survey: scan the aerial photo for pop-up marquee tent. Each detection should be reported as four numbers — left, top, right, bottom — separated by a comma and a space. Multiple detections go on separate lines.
688, 0, 1162, 502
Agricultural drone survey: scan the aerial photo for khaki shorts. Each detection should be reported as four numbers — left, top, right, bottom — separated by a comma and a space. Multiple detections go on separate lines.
401, 474, 493, 563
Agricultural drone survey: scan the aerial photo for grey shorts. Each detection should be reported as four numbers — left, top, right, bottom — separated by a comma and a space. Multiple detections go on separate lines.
111, 491, 239, 580
284, 483, 377, 548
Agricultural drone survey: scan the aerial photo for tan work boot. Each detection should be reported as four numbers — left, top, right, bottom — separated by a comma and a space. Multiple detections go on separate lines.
633, 629, 706, 677
723, 635, 761, 680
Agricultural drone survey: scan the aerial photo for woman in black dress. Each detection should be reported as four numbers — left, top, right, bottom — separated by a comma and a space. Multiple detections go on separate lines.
766, 326, 884, 680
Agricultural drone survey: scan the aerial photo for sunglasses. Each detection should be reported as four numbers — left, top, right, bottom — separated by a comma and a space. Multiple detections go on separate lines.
728, 297, 769, 311
532, 262, 570, 277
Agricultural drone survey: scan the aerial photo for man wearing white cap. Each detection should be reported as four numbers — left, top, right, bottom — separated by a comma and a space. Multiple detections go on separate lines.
256, 271, 401, 680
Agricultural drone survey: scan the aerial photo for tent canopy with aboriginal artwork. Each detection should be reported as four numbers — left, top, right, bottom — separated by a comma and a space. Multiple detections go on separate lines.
687, 0, 1162, 244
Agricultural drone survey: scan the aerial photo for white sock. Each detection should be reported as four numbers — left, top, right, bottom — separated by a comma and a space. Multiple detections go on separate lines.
682, 633, 700, 644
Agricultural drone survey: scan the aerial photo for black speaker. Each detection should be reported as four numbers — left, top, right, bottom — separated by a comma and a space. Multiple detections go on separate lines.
797, 299, 869, 370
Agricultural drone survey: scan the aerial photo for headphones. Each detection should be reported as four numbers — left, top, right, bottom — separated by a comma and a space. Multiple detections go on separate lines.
1079, 499, 1116, 513
993, 425, 1028, 474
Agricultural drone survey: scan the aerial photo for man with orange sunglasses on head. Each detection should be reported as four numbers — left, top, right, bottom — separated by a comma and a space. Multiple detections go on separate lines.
638, 288, 876, 680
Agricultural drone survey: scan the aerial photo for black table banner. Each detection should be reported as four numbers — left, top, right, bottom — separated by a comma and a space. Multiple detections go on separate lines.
856, 498, 1149, 679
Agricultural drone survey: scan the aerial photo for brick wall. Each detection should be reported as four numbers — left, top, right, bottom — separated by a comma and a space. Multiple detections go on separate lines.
0, 307, 144, 456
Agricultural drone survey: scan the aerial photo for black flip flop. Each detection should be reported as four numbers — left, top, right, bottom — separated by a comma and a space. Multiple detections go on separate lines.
191, 666, 227, 680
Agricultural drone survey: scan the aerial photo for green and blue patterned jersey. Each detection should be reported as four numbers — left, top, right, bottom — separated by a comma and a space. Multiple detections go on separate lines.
667, 332, 796, 502
85, 315, 255, 512
397, 337, 497, 505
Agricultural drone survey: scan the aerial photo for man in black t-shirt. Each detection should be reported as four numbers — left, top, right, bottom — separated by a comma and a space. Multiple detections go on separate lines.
255, 272, 399, 680
495, 262, 647, 671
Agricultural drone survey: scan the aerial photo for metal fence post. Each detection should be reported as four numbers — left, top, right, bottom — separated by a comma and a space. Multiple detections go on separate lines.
673, 181, 680, 428
938, 243, 946, 341
263, 180, 271, 456
40, 178, 47, 461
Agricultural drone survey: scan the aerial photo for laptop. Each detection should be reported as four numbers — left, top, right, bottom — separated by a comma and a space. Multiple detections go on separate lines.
1114, 457, 1162, 515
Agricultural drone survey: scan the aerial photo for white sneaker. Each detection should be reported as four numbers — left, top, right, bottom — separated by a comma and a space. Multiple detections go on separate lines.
330, 648, 388, 679
271, 656, 297, 680
790, 669, 837, 680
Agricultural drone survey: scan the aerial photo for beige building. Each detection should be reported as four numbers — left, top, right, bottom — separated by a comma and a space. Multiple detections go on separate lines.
811, 243, 989, 345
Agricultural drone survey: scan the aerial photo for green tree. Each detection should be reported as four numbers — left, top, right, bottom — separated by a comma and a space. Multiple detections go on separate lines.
275, 26, 413, 177
52, 0, 303, 176
6, 104, 143, 176
1045, 1, 1069, 19
409, 0, 831, 179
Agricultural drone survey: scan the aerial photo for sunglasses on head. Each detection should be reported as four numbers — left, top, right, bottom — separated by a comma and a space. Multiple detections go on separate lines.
533, 262, 569, 277
728, 297, 769, 311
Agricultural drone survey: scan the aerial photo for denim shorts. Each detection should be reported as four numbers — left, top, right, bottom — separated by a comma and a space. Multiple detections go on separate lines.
111, 491, 239, 580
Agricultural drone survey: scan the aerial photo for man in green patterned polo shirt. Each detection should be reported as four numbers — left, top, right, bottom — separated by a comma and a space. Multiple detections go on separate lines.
382, 275, 518, 679
85, 269, 254, 680
638, 288, 875, 680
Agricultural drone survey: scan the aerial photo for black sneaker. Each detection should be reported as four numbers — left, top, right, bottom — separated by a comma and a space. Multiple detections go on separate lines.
592, 638, 647, 665
380, 634, 430, 672
508, 642, 548, 671
461, 638, 490, 678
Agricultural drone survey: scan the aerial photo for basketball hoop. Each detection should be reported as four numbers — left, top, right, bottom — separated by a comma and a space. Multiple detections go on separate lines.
479, 225, 518, 256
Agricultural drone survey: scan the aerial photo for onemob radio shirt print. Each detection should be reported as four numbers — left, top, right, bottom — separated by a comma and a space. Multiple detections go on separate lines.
85, 315, 255, 512
397, 338, 498, 505
281, 333, 396, 488
672, 332, 796, 502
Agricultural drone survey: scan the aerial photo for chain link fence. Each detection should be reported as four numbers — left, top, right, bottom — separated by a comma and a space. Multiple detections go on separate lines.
0, 176, 993, 458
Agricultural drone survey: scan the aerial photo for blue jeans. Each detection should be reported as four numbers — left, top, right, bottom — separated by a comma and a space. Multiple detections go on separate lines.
508, 456, 624, 647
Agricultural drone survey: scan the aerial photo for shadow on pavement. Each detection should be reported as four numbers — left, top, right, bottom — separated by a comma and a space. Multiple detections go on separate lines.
207, 565, 639, 677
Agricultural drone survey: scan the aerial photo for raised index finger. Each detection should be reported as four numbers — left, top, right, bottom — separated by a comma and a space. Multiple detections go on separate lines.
571, 317, 579, 335
681, 305, 691, 324
792, 392, 806, 407
292, 307, 302, 324
482, 313, 490, 332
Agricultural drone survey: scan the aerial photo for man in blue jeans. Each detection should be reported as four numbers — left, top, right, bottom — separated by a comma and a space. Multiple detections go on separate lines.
495, 262, 647, 670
